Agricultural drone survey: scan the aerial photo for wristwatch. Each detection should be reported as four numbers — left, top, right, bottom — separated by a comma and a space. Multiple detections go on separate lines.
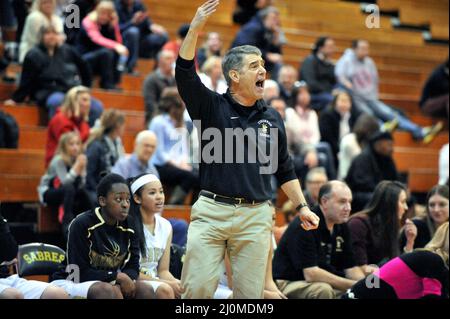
296, 202, 309, 212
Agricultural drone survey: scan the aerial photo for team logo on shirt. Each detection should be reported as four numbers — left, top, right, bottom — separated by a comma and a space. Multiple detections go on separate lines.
257, 119, 273, 138
336, 236, 344, 252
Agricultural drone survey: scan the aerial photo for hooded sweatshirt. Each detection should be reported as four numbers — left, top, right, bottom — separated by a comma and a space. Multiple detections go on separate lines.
335, 48, 379, 101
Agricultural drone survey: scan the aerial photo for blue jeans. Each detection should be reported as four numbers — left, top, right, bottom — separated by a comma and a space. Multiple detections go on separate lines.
139, 32, 169, 59
353, 95, 424, 139
122, 26, 140, 72
46, 91, 104, 127
82, 48, 119, 89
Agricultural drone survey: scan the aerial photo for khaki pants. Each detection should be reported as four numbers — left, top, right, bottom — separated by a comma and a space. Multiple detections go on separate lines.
181, 195, 273, 299
277, 280, 342, 299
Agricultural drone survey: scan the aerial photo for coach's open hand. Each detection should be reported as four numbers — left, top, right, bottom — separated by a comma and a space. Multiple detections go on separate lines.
299, 208, 320, 231
190, 0, 220, 32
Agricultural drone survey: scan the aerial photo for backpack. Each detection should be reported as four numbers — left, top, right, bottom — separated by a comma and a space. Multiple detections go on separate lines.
0, 111, 19, 148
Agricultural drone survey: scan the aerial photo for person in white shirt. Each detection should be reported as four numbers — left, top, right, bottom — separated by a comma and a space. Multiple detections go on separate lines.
129, 174, 185, 299
198, 56, 228, 94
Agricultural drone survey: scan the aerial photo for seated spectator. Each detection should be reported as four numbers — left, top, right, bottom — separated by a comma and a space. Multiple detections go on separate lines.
162, 23, 190, 58
116, 0, 168, 73
348, 181, 413, 275
420, 59, 449, 119
64, 0, 98, 44
38, 131, 94, 237
231, 6, 284, 77
338, 114, 380, 180
303, 167, 328, 208
273, 181, 365, 299
129, 174, 184, 299
197, 32, 223, 69
198, 56, 227, 94
345, 131, 399, 212
319, 91, 360, 167
45, 86, 92, 166
263, 79, 280, 102
19, 0, 64, 63
400, 185, 449, 250
299, 37, 336, 111
143, 49, 176, 122
64, 173, 155, 299
344, 222, 449, 299
336, 39, 442, 143
277, 64, 298, 106
76, 0, 128, 90
439, 144, 449, 185
232, 0, 273, 25
86, 109, 126, 204
149, 88, 199, 205
0, 212, 68, 299
5, 25, 103, 125
270, 97, 321, 183
112, 130, 159, 179
287, 83, 336, 179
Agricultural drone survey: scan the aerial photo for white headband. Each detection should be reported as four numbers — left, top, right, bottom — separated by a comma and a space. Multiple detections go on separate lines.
131, 174, 160, 195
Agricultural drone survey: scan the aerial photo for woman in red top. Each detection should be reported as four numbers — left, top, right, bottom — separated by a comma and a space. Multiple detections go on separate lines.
45, 86, 92, 166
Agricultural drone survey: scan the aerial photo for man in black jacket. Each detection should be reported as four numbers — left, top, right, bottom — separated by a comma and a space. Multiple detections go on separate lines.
0, 211, 68, 299
5, 25, 103, 126
300, 37, 337, 111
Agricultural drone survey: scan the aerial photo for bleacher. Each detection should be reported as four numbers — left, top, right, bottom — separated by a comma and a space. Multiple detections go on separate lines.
0, 0, 448, 235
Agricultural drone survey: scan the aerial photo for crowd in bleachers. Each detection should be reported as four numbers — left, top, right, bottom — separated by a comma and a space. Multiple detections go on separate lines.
0, 0, 449, 299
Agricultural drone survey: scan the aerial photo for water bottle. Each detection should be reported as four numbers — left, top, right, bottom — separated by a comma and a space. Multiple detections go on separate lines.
117, 54, 128, 72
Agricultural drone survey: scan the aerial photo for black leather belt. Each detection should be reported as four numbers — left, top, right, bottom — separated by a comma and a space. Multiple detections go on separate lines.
200, 190, 263, 205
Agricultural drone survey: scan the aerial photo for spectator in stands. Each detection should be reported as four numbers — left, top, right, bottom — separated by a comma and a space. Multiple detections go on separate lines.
64, 0, 98, 44
338, 114, 380, 180
86, 109, 126, 204
273, 181, 365, 299
400, 185, 449, 250
162, 23, 190, 58
303, 167, 328, 208
45, 86, 92, 166
76, 0, 128, 90
0, 212, 69, 299
198, 56, 227, 94
287, 82, 336, 179
19, 0, 64, 63
39, 131, 94, 237
65, 173, 155, 299
319, 91, 360, 167
0, 0, 17, 80
420, 59, 449, 119
277, 64, 298, 106
5, 25, 103, 126
263, 79, 280, 101
348, 181, 412, 275
232, 0, 273, 25
112, 130, 159, 179
129, 174, 184, 299
149, 88, 199, 205
231, 6, 284, 77
344, 222, 449, 299
270, 97, 321, 182
439, 144, 449, 185
197, 32, 223, 69
116, 0, 168, 73
300, 37, 336, 111
335, 39, 442, 143
143, 49, 176, 122
345, 131, 399, 212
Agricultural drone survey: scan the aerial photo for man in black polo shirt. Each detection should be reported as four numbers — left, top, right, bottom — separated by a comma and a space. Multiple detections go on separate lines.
273, 181, 365, 298
174, 0, 319, 299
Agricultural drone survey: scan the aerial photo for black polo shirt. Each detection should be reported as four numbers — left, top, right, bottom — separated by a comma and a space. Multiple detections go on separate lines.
273, 207, 356, 281
175, 57, 296, 201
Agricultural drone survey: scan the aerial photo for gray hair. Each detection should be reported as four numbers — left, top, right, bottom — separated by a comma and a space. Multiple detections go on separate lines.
222, 45, 262, 86
258, 6, 280, 21
135, 130, 157, 147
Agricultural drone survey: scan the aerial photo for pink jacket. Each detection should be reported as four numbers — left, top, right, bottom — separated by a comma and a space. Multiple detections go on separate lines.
82, 16, 122, 50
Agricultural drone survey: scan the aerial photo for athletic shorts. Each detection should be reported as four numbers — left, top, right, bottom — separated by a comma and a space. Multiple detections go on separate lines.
51, 280, 99, 299
0, 275, 50, 299
213, 284, 233, 299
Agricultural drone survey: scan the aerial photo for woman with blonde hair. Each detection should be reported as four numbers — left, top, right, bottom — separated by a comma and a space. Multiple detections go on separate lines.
45, 86, 93, 166
198, 56, 227, 94
39, 131, 94, 237
85, 109, 126, 204
76, 0, 128, 89
344, 222, 449, 299
19, 0, 65, 63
